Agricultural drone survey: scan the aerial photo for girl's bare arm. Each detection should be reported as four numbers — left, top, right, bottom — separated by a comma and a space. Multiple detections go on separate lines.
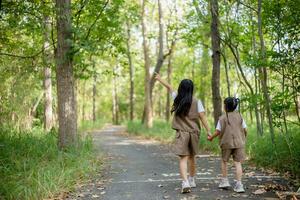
154, 73, 173, 92
199, 112, 212, 136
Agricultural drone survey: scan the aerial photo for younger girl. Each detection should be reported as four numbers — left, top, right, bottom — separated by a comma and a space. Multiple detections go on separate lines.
155, 73, 212, 193
209, 97, 247, 193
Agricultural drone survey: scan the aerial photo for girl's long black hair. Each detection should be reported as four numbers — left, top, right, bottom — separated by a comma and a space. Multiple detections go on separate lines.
171, 79, 194, 116
224, 97, 240, 125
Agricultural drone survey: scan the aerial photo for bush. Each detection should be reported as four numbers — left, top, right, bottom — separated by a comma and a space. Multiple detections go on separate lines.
248, 126, 300, 179
0, 126, 101, 200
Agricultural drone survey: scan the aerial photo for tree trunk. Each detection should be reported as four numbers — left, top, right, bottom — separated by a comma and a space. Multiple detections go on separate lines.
227, 43, 263, 136
258, 0, 275, 143
42, 0, 53, 131
141, 0, 153, 128
165, 48, 172, 122
221, 51, 231, 97
112, 66, 119, 125
199, 48, 209, 108
92, 63, 96, 122
210, 0, 222, 126
82, 80, 86, 121
126, 20, 134, 121
55, 0, 77, 149
149, 0, 164, 98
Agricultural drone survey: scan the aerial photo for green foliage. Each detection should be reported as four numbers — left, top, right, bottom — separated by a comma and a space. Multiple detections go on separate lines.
79, 118, 107, 133
127, 120, 174, 142
249, 125, 300, 179
0, 127, 101, 200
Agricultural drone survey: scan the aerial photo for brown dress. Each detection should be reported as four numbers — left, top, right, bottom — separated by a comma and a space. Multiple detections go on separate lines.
172, 98, 201, 156
218, 112, 246, 162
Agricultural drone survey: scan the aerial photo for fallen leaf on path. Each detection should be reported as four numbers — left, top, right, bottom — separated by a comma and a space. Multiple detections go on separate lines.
264, 183, 287, 191
200, 188, 210, 191
276, 191, 300, 199
245, 171, 256, 177
253, 188, 267, 195
231, 193, 240, 197
77, 193, 85, 197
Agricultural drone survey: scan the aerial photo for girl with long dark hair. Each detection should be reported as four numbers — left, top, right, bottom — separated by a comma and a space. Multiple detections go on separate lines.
155, 73, 212, 193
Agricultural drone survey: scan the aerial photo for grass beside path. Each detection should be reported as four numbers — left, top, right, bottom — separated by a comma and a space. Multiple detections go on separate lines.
126, 120, 300, 182
0, 119, 105, 200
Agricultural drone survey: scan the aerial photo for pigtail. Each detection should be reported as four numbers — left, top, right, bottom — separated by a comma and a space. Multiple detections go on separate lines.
226, 111, 230, 125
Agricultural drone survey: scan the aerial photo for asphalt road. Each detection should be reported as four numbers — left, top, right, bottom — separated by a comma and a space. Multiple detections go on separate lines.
68, 125, 290, 200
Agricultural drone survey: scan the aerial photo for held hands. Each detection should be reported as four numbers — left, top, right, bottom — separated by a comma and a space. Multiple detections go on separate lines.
207, 133, 213, 142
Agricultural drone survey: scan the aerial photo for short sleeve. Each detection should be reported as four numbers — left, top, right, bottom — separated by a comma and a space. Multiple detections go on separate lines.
171, 91, 177, 100
242, 119, 247, 129
197, 100, 205, 113
216, 120, 221, 131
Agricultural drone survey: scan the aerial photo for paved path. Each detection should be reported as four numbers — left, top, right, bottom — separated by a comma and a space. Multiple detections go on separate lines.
68, 125, 291, 200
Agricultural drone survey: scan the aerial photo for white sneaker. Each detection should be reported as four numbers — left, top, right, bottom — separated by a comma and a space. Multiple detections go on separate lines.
218, 178, 231, 188
181, 180, 191, 193
233, 181, 245, 193
188, 176, 196, 188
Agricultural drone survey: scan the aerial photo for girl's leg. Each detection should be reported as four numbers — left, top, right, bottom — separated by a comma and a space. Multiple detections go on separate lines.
219, 160, 231, 188
234, 161, 243, 181
179, 156, 189, 181
233, 161, 245, 192
188, 155, 196, 177
221, 160, 228, 178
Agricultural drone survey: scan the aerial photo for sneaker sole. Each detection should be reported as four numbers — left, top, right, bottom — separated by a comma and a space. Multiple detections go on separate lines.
218, 185, 231, 189
181, 187, 191, 194
234, 189, 245, 193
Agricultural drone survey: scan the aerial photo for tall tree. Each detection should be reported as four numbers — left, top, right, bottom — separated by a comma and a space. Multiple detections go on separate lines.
42, 0, 53, 131
210, 0, 222, 125
92, 60, 96, 122
126, 19, 135, 121
112, 65, 119, 125
141, 0, 153, 128
55, 0, 77, 149
258, 0, 275, 142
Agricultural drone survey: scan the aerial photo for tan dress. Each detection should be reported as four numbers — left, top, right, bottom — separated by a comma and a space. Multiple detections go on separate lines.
218, 112, 246, 162
172, 98, 201, 156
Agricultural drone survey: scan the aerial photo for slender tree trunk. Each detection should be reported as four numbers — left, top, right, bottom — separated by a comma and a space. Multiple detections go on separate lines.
55, 0, 77, 149
165, 28, 175, 122
200, 48, 209, 108
92, 63, 96, 122
126, 20, 134, 121
82, 80, 86, 121
141, 0, 152, 128
165, 49, 173, 122
192, 52, 195, 81
42, 0, 53, 131
210, 0, 222, 126
258, 0, 274, 143
228, 43, 263, 136
112, 66, 119, 125
149, 0, 164, 98
221, 51, 231, 97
